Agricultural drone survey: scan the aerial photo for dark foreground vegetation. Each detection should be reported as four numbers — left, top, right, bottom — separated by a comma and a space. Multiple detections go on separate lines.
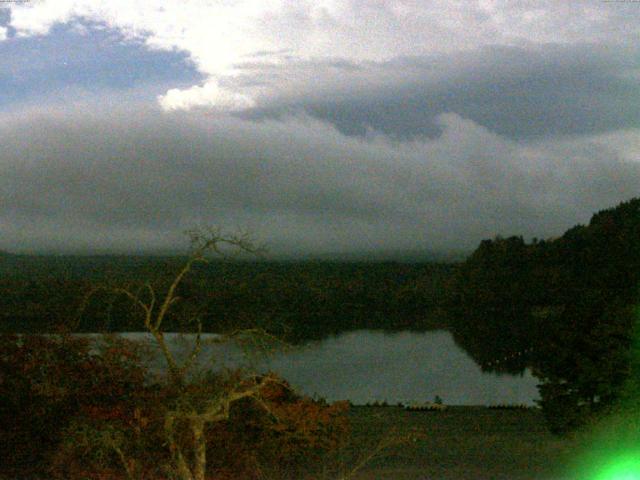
1, 332, 352, 479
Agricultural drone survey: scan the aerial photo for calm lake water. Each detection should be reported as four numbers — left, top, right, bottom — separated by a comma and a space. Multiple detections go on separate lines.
96, 330, 540, 406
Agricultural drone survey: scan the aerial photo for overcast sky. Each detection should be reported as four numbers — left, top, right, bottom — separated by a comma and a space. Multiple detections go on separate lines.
1, 1, 639, 256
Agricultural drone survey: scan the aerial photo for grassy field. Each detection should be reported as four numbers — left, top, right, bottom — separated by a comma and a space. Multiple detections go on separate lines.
337, 406, 577, 480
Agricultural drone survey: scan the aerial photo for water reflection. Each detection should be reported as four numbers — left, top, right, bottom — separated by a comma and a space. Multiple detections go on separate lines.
112, 330, 540, 406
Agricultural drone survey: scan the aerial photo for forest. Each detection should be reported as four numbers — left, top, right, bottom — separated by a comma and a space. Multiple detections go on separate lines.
0, 255, 455, 341
447, 197, 640, 433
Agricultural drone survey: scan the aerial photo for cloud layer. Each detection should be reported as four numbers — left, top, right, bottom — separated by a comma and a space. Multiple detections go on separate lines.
1, 103, 638, 255
241, 44, 640, 141
4, 1, 640, 111
1, 2, 638, 255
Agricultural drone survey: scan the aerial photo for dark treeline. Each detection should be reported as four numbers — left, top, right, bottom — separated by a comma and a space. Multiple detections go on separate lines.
0, 255, 455, 342
447, 197, 640, 432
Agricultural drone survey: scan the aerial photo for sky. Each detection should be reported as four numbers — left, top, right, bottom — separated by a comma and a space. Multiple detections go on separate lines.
1, 0, 639, 257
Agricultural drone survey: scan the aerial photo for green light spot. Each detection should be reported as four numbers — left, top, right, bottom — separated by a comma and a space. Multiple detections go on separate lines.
592, 454, 640, 480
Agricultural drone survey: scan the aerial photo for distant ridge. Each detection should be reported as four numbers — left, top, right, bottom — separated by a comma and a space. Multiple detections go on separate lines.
0, 249, 469, 264
266, 249, 470, 263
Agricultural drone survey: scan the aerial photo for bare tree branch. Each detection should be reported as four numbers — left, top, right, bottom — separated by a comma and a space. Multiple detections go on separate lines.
83, 227, 281, 480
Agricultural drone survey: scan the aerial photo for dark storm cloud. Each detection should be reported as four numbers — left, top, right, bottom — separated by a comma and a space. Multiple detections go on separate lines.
238, 44, 640, 141
1, 102, 638, 256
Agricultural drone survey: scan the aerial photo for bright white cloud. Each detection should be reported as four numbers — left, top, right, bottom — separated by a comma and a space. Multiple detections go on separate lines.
0, 27, 7, 41
158, 80, 255, 112
5, 0, 640, 111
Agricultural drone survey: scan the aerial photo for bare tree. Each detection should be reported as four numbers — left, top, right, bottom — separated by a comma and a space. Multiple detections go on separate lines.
79, 228, 285, 480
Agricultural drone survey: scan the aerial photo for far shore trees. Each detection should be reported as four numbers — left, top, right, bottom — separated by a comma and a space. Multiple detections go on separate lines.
448, 197, 640, 434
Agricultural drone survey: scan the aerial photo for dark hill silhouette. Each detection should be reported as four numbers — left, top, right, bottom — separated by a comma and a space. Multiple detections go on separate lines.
447, 196, 640, 433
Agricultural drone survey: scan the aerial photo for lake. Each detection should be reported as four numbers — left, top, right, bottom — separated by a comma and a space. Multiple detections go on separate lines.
104, 329, 540, 406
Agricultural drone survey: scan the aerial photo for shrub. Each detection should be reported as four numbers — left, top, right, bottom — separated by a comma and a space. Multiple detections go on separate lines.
50, 367, 349, 480
0, 333, 147, 475
204, 377, 349, 478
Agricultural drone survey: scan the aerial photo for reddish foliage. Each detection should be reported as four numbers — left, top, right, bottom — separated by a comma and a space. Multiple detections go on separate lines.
0, 334, 147, 474
205, 376, 350, 479
1, 334, 350, 479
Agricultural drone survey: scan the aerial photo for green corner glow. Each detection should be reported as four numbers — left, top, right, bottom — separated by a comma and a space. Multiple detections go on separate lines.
591, 454, 640, 480
570, 316, 640, 480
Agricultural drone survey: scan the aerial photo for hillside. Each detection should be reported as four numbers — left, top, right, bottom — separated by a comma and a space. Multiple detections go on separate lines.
0, 256, 455, 340
447, 196, 640, 432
